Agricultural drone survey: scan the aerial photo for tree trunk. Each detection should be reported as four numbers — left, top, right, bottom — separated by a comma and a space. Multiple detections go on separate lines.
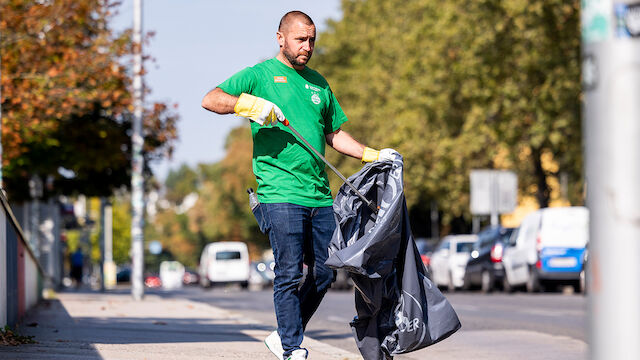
532, 147, 550, 208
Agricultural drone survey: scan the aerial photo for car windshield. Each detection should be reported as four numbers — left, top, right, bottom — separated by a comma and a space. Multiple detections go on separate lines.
216, 251, 241, 260
456, 242, 475, 253
437, 240, 450, 251
500, 228, 514, 243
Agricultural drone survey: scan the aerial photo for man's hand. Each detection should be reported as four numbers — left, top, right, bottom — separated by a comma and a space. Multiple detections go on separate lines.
234, 93, 285, 126
361, 147, 398, 162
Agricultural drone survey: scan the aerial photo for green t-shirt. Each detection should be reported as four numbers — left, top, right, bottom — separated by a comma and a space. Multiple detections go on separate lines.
217, 58, 348, 207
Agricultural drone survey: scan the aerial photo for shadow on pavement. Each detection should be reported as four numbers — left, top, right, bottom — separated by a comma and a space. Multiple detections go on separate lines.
0, 288, 273, 360
304, 329, 353, 341
0, 298, 103, 359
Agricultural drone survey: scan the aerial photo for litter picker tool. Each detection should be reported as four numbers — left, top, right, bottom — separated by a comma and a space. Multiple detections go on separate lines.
282, 118, 379, 214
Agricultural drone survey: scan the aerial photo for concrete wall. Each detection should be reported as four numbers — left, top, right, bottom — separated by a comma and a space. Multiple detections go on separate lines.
2, 197, 45, 327
24, 252, 40, 311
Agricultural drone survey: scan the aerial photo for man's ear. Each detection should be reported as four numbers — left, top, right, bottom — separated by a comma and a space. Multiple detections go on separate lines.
276, 31, 284, 48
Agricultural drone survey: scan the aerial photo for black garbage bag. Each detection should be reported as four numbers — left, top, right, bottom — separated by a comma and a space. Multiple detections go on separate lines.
325, 153, 461, 360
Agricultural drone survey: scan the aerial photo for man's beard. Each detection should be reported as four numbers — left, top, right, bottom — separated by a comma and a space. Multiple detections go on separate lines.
283, 46, 311, 67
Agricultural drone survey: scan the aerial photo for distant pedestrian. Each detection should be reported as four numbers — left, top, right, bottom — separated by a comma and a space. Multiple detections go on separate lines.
70, 247, 84, 289
202, 10, 397, 360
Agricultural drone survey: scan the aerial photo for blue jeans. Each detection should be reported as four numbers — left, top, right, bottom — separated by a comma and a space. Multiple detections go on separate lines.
253, 202, 336, 357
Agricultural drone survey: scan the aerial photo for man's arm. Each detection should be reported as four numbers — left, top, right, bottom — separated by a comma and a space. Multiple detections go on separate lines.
201, 87, 238, 114
325, 128, 366, 160
202, 88, 285, 126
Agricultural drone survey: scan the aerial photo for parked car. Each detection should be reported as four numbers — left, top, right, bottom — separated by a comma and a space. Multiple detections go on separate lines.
463, 226, 514, 293
415, 238, 434, 268
580, 245, 588, 294
199, 242, 250, 289
183, 268, 200, 285
429, 234, 477, 291
144, 274, 162, 288
159, 261, 185, 290
249, 260, 275, 289
116, 266, 131, 283
502, 206, 589, 293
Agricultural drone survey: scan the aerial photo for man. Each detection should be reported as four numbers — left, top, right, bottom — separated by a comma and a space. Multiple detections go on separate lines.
70, 247, 84, 289
201, 11, 396, 360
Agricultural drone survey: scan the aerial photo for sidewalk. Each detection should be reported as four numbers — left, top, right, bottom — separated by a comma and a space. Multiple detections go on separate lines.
0, 289, 361, 360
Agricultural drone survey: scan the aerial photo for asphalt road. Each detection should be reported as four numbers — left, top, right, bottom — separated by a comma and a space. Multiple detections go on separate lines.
167, 285, 587, 359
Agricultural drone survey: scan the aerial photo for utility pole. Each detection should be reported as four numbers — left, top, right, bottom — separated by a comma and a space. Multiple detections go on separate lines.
103, 200, 115, 289
0, 30, 3, 187
99, 198, 105, 292
131, 0, 145, 301
583, 1, 640, 359
100, 198, 115, 290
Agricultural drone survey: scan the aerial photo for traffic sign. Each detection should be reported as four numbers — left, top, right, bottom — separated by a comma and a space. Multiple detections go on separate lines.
470, 170, 517, 215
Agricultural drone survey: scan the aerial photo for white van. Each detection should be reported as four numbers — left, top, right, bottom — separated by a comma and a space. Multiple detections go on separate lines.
199, 242, 250, 288
502, 206, 589, 292
159, 261, 185, 290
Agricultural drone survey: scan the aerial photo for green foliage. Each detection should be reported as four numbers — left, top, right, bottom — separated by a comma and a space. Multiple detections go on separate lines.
165, 164, 199, 204
111, 195, 132, 265
313, 0, 583, 223
1, 0, 179, 201
150, 125, 269, 266
85, 195, 132, 266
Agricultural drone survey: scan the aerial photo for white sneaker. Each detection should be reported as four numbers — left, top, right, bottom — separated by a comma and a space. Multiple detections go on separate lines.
265, 330, 284, 360
286, 349, 308, 360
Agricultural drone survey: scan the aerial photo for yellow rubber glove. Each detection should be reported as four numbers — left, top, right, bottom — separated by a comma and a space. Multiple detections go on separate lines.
362, 147, 398, 162
234, 93, 285, 126
361, 147, 380, 162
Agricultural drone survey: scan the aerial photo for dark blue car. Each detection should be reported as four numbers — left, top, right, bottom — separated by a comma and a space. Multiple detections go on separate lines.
464, 226, 514, 292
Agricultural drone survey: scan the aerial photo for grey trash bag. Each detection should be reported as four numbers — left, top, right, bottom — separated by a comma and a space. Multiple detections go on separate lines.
325, 153, 461, 360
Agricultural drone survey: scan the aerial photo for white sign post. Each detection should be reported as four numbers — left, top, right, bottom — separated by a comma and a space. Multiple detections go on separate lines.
470, 170, 517, 226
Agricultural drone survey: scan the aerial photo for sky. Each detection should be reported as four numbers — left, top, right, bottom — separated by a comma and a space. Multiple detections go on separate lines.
111, 1, 343, 181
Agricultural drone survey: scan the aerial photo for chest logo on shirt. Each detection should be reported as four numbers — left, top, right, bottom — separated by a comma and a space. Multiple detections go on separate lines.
305, 84, 322, 92
274, 76, 287, 83
305, 84, 322, 105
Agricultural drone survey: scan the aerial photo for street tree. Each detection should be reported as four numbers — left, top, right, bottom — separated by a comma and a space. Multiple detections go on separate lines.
313, 0, 582, 224
1, 0, 178, 200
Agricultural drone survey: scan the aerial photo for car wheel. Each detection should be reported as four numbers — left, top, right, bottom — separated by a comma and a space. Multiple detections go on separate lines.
578, 269, 587, 295
526, 266, 541, 293
462, 273, 471, 291
502, 274, 513, 293
200, 276, 211, 288
481, 270, 493, 293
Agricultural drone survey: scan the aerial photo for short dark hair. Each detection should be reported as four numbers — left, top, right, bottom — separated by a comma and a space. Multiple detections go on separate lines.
278, 11, 314, 32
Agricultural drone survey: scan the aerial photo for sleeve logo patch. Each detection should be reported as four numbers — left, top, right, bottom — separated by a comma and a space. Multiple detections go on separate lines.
274, 76, 287, 83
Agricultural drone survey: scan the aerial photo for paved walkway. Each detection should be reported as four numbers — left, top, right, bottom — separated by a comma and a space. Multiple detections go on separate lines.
0, 288, 588, 360
0, 289, 360, 360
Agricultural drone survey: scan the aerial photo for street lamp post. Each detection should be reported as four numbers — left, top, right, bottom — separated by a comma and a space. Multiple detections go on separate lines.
583, 1, 640, 359
130, 0, 145, 301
